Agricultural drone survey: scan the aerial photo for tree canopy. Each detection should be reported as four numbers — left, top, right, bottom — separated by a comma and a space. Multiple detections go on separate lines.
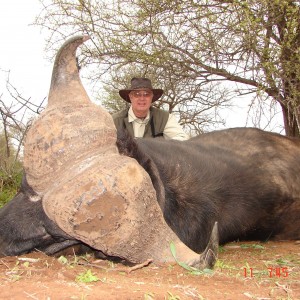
35, 0, 300, 136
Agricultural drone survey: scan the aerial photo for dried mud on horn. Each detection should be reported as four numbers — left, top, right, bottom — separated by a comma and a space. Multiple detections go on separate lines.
23, 36, 117, 194
23, 35, 218, 269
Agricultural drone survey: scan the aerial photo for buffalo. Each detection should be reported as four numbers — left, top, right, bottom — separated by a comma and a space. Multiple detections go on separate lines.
117, 126, 300, 252
0, 36, 299, 270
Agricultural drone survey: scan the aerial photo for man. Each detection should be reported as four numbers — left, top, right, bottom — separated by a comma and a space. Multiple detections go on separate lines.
112, 77, 189, 140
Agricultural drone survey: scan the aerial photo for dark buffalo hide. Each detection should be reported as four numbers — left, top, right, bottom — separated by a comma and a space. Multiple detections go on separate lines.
0, 177, 79, 256
117, 127, 300, 253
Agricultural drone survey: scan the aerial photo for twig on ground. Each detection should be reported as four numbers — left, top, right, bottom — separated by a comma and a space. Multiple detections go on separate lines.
0, 259, 10, 269
18, 257, 40, 263
275, 282, 291, 294
125, 259, 153, 273
78, 258, 153, 274
23, 291, 39, 300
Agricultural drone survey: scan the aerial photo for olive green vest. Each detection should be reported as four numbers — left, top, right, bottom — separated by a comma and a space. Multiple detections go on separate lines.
112, 107, 169, 138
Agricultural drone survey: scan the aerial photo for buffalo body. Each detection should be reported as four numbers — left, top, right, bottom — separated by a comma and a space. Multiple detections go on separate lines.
117, 127, 300, 252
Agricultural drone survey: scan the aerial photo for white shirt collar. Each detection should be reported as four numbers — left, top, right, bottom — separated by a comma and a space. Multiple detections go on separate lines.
128, 106, 150, 123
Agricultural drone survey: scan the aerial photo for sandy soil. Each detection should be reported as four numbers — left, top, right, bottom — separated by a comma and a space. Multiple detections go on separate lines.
0, 240, 299, 300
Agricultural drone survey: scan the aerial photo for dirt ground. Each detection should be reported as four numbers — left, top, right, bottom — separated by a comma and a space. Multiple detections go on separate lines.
0, 240, 299, 300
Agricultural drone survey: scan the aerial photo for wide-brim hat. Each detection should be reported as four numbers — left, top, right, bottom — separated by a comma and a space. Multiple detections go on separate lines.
119, 77, 163, 103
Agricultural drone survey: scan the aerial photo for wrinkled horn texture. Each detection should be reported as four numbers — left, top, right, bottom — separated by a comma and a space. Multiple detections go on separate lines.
43, 154, 200, 263
23, 35, 203, 265
23, 36, 116, 194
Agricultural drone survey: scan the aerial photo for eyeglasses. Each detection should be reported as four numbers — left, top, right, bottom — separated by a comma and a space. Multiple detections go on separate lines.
130, 91, 153, 98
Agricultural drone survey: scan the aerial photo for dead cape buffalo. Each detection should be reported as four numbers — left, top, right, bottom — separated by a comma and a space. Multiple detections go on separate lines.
0, 36, 299, 270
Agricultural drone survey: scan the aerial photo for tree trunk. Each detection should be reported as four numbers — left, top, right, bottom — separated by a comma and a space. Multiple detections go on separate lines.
281, 103, 300, 137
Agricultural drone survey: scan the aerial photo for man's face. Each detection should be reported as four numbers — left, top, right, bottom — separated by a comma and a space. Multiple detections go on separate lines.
129, 89, 153, 118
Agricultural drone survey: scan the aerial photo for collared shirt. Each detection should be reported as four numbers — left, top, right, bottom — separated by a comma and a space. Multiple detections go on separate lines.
127, 106, 189, 140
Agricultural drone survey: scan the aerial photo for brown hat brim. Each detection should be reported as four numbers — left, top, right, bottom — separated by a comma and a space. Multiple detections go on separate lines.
119, 89, 163, 103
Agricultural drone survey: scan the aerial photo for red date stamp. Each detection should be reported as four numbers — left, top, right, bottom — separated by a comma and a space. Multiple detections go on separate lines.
243, 267, 289, 278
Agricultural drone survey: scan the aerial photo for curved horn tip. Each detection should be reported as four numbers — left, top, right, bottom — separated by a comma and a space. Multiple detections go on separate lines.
62, 35, 91, 47
55, 35, 91, 53
76, 35, 91, 43
190, 221, 219, 270
48, 34, 91, 94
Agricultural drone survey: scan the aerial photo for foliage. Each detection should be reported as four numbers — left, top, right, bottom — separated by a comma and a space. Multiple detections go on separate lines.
0, 72, 45, 207
34, 0, 300, 136
0, 132, 23, 207
0, 123, 23, 207
240, 243, 265, 250
32, 0, 240, 134
75, 269, 99, 283
0, 169, 22, 208
57, 255, 69, 265
0, 71, 45, 156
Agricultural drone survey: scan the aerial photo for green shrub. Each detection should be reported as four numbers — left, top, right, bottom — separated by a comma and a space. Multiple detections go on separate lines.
0, 168, 23, 208
0, 131, 23, 208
